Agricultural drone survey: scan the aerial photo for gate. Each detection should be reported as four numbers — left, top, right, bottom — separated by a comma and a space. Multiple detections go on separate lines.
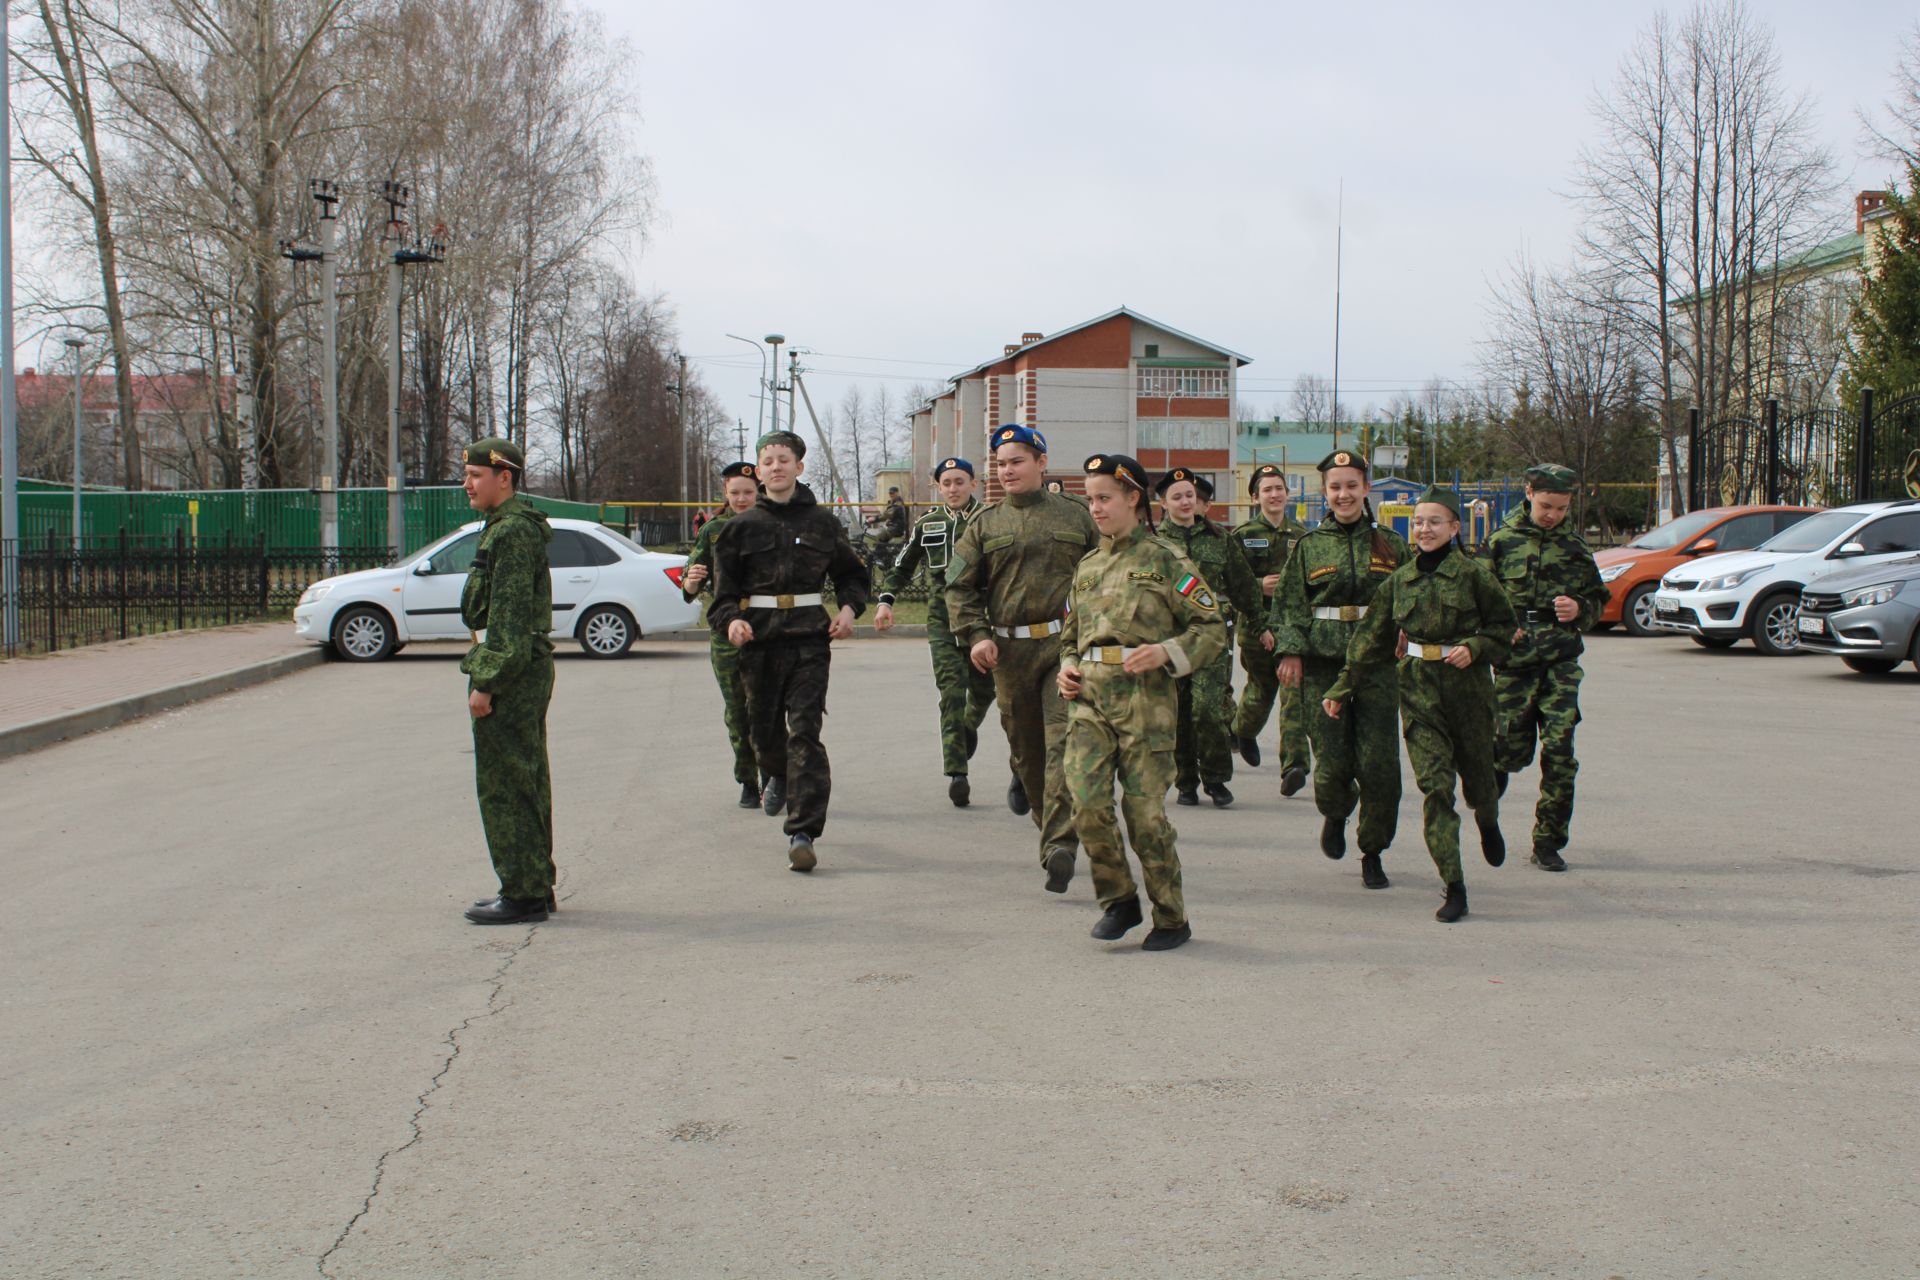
1858, 387, 1920, 502
1688, 396, 1912, 511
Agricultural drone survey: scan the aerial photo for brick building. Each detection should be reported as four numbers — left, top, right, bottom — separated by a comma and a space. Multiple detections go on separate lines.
908, 307, 1249, 504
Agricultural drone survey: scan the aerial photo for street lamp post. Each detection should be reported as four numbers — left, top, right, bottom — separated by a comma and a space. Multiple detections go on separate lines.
724, 333, 769, 443
280, 180, 341, 554
1, 0, 19, 648
65, 338, 84, 548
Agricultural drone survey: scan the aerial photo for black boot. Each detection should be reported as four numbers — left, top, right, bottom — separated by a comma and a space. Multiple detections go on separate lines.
1320, 816, 1347, 860
787, 833, 817, 873
465, 895, 549, 925
1175, 787, 1199, 806
1478, 811, 1506, 867
1044, 847, 1075, 894
1007, 773, 1030, 815
1280, 764, 1308, 797
1141, 921, 1192, 951
473, 890, 557, 912
738, 780, 761, 809
1204, 781, 1234, 808
1090, 896, 1144, 940
948, 774, 970, 807
1360, 851, 1388, 889
1531, 845, 1568, 872
1495, 770, 1509, 797
1236, 735, 1262, 767
1435, 881, 1467, 923
762, 776, 787, 816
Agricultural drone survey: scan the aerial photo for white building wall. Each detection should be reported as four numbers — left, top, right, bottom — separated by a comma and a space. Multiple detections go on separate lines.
1029, 367, 1128, 470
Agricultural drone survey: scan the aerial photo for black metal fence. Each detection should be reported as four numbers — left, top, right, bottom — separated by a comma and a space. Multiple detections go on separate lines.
1689, 388, 1920, 511
1, 529, 392, 658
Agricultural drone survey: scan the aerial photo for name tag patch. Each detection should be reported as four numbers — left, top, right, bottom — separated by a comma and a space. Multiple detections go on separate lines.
1242, 537, 1270, 549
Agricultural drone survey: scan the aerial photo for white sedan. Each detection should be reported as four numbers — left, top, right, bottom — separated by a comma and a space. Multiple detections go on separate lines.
294, 518, 701, 661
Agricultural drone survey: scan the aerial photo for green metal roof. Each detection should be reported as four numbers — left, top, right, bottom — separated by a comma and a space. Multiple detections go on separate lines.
1673, 229, 1865, 306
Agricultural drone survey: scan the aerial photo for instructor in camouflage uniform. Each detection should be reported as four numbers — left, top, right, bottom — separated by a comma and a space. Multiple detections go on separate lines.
1269, 450, 1409, 890
1326, 488, 1514, 923
1479, 463, 1609, 872
459, 438, 558, 925
1058, 453, 1225, 952
875, 456, 997, 807
1155, 467, 1264, 808
1229, 462, 1312, 793
946, 424, 1097, 894
680, 460, 763, 808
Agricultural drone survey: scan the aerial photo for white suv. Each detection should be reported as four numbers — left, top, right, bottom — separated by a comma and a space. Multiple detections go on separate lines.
1651, 500, 1920, 655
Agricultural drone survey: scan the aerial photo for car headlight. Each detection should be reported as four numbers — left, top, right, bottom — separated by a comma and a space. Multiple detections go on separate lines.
1841, 582, 1899, 608
1700, 570, 1755, 592
1598, 562, 1634, 583
298, 582, 334, 606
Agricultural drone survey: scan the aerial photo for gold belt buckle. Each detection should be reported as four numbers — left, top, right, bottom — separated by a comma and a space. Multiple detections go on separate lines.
1341, 605, 1360, 621
777, 593, 795, 608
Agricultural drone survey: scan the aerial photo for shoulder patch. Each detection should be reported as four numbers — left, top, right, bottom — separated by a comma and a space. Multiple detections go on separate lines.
1308, 565, 1339, 582
1128, 570, 1166, 583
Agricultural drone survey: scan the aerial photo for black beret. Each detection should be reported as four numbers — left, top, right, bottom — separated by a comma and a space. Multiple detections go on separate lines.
1317, 449, 1367, 476
719, 461, 757, 482
1155, 467, 1214, 500
1248, 463, 1286, 497
1083, 453, 1149, 491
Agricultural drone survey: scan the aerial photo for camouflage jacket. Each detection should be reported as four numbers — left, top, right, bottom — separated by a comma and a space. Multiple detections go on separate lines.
945, 489, 1097, 645
1157, 516, 1266, 635
1477, 506, 1609, 669
459, 495, 554, 691
683, 507, 737, 618
1058, 525, 1228, 678
1229, 508, 1306, 635
1325, 546, 1515, 705
1268, 516, 1411, 662
880, 497, 983, 600
706, 483, 870, 645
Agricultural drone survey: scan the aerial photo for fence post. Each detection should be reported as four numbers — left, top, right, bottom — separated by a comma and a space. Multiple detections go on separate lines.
1763, 399, 1780, 505
175, 525, 186, 633
1856, 387, 1875, 503
44, 528, 59, 652
1689, 408, 1704, 514
258, 533, 269, 616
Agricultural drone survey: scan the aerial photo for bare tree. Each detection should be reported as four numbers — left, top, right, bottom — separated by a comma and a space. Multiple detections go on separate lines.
1861, 22, 1920, 167
1289, 373, 1331, 429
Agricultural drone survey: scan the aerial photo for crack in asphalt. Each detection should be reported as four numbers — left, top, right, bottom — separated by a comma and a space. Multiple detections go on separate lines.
315, 925, 539, 1277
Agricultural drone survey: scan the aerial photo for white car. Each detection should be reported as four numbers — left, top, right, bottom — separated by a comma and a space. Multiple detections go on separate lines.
294, 518, 700, 661
1651, 500, 1920, 654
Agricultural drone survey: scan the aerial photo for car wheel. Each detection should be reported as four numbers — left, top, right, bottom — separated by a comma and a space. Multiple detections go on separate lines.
578, 604, 635, 658
1841, 656, 1901, 674
332, 606, 396, 661
1623, 583, 1661, 637
1690, 634, 1738, 649
1749, 591, 1802, 656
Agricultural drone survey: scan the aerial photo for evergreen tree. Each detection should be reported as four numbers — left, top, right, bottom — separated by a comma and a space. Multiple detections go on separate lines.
1846, 167, 1920, 401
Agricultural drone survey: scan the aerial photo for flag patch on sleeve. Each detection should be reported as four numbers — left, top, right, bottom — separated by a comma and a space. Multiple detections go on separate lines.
1176, 574, 1201, 596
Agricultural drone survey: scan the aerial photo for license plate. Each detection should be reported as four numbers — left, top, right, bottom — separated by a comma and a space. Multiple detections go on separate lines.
1797, 615, 1826, 636
1655, 595, 1679, 614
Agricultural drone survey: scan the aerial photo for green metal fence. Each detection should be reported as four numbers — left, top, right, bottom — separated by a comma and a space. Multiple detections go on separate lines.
17, 479, 604, 554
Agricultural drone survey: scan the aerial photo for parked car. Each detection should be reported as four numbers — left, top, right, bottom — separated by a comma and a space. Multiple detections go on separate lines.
1651, 499, 1920, 654
293, 518, 700, 661
1795, 553, 1920, 673
1595, 504, 1820, 636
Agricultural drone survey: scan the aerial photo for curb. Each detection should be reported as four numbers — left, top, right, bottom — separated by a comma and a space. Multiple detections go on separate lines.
651, 625, 929, 642
0, 648, 328, 761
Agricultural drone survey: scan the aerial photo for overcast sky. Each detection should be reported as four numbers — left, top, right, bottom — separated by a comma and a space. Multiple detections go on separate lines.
597, 0, 1914, 440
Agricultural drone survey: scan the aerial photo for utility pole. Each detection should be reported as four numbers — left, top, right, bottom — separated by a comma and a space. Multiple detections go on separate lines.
735, 418, 746, 459
765, 333, 785, 434
282, 180, 342, 552
66, 338, 84, 547
1, 0, 20, 649
378, 181, 444, 558
674, 351, 690, 542
790, 363, 848, 503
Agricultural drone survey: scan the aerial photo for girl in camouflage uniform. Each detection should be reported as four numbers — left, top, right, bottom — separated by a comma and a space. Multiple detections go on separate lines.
680, 461, 764, 807
1057, 454, 1227, 952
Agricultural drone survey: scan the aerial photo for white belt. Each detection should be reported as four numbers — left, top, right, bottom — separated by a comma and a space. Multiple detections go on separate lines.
1313, 605, 1368, 621
1079, 646, 1143, 665
993, 619, 1064, 639
1406, 642, 1463, 661
744, 593, 824, 609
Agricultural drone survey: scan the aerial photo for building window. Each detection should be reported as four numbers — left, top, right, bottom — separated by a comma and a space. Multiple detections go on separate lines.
1137, 366, 1228, 398
1138, 419, 1231, 450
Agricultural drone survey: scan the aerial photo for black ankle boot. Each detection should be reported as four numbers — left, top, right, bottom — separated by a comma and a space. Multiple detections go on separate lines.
1477, 812, 1506, 867
1320, 816, 1347, 859
1360, 851, 1388, 889
1435, 881, 1467, 923
1090, 896, 1144, 940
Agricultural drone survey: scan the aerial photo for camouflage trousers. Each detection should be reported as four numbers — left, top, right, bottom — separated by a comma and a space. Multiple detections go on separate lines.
1231, 640, 1313, 774
927, 595, 996, 776
740, 640, 834, 839
990, 634, 1078, 865
471, 656, 556, 901
1065, 667, 1185, 928
1174, 642, 1236, 790
708, 634, 759, 785
1399, 662, 1501, 886
1494, 658, 1584, 854
1298, 655, 1401, 856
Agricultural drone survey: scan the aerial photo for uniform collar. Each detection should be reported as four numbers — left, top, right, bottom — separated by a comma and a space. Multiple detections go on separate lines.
1101, 524, 1149, 553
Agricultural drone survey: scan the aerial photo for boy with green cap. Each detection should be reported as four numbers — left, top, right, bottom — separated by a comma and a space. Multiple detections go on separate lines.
1229, 462, 1311, 790
1325, 487, 1515, 923
459, 438, 559, 925
1478, 463, 1609, 871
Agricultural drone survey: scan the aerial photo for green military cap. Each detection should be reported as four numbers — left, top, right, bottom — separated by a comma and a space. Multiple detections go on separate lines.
755, 429, 807, 459
463, 437, 524, 473
1525, 463, 1577, 492
1415, 486, 1462, 518
1248, 463, 1286, 496
1317, 449, 1367, 476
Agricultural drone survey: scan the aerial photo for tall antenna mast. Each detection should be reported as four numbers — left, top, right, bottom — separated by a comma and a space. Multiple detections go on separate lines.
1332, 179, 1343, 449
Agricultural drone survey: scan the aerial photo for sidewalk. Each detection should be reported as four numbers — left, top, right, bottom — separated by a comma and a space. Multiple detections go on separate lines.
0, 622, 323, 757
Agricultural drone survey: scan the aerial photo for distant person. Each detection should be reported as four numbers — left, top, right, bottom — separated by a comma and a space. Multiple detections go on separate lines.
679, 461, 764, 808
1229, 463, 1312, 791
868, 487, 909, 555
1325, 487, 1514, 923
1478, 464, 1609, 872
458, 438, 558, 925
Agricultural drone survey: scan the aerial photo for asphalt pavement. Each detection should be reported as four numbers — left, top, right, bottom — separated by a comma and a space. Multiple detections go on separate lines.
2, 632, 1916, 1278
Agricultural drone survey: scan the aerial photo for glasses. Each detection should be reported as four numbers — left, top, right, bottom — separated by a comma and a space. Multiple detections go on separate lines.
1409, 518, 1456, 530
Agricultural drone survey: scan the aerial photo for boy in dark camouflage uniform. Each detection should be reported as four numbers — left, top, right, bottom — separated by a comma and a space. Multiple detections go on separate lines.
680, 460, 763, 807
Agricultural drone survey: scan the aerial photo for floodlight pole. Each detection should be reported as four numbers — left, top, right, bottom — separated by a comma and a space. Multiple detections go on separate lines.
378, 181, 443, 557
724, 333, 768, 440
672, 352, 690, 542
66, 338, 84, 547
313, 180, 341, 553
765, 333, 785, 434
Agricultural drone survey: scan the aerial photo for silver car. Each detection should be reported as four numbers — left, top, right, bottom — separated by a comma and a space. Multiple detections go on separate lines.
1796, 554, 1920, 674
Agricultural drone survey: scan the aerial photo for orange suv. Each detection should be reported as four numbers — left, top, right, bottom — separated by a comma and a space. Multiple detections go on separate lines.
1596, 505, 1821, 635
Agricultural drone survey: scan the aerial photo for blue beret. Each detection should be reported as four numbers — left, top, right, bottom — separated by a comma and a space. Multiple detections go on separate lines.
991, 424, 1047, 455
932, 456, 975, 480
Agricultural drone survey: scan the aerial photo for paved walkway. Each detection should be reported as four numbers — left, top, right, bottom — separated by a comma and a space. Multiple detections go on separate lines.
0, 622, 317, 738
